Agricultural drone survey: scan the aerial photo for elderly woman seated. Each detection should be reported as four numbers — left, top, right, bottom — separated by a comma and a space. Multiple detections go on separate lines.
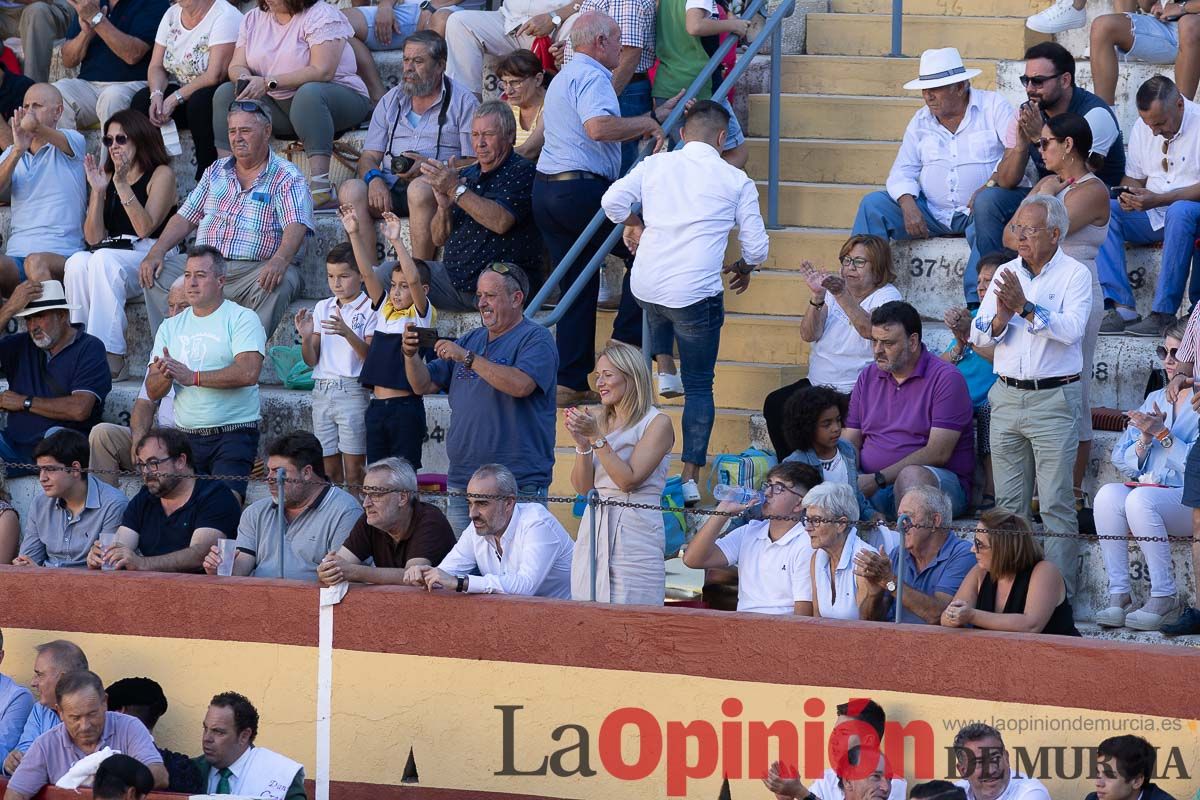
802, 482, 875, 621
941, 509, 1080, 636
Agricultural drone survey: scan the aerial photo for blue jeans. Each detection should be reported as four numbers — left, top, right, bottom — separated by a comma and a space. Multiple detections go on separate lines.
189, 427, 260, 500
870, 465, 969, 518
1097, 200, 1200, 313
446, 484, 548, 538
365, 395, 426, 469
961, 185, 1030, 304
639, 293, 724, 467
851, 191, 973, 298
618, 78, 653, 176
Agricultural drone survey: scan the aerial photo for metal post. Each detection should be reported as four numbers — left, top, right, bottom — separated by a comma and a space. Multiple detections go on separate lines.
276, 467, 287, 580
890, 0, 903, 57
587, 489, 600, 602
894, 514, 910, 624
768, 22, 782, 230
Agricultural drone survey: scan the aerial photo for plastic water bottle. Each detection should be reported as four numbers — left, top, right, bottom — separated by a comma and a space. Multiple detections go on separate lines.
713, 484, 765, 505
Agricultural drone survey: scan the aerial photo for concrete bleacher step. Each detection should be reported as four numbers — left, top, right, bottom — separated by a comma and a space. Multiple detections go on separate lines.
724, 270, 811, 314
597, 309, 808, 365
806, 13, 1049, 59
779, 54, 999, 95
831, 0, 1041, 15
731, 226, 847, 269
745, 138, 900, 184
747, 94, 916, 140
755, 180, 876, 228
658, 363, 807, 411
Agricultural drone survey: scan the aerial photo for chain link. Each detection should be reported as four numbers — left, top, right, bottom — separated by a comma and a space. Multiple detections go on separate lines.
5, 462, 1190, 544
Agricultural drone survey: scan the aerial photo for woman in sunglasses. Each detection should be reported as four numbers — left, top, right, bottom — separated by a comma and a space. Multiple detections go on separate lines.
1091, 322, 1196, 631
63, 109, 178, 380
761, 234, 901, 458
941, 508, 1080, 636
1003, 111, 1111, 512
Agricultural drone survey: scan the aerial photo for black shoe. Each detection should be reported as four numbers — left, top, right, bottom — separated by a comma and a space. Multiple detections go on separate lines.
1125, 311, 1175, 338
1160, 606, 1200, 636
1099, 308, 1133, 335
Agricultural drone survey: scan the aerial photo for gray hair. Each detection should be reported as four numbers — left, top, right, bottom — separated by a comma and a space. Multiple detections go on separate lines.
403, 30, 448, 65
901, 484, 952, 528
35, 639, 88, 672
186, 244, 227, 278
475, 100, 517, 146
801, 482, 860, 523
472, 463, 518, 498
953, 722, 1004, 751
365, 457, 418, 494
1018, 194, 1070, 240
569, 11, 618, 49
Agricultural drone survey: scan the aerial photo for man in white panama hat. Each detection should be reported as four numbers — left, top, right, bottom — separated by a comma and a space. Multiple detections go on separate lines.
0, 279, 111, 476
852, 47, 1016, 298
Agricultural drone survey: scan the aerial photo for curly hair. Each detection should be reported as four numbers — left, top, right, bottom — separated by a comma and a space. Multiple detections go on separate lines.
781, 385, 849, 454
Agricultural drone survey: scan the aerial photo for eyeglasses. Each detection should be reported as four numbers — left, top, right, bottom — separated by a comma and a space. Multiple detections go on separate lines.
972, 538, 991, 551
361, 488, 401, 503
1035, 137, 1059, 150
840, 256, 869, 269
1007, 223, 1047, 239
498, 76, 530, 90
135, 456, 174, 473
1019, 73, 1063, 87
761, 481, 803, 498
102, 133, 128, 147
227, 100, 270, 119
1157, 346, 1180, 361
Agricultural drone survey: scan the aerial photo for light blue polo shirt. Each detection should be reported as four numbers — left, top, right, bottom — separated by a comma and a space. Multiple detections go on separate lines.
0, 674, 32, 756
886, 533, 977, 624
535, 53, 622, 180
4, 130, 87, 257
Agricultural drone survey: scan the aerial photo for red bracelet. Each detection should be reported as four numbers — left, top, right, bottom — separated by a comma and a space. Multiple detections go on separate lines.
194, 370, 200, 387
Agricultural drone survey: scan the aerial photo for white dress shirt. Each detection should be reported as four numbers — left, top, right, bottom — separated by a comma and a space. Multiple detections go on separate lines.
809, 768, 907, 800
955, 774, 1051, 800
441, 503, 574, 598
1126, 98, 1200, 230
887, 87, 1015, 227
969, 250, 1093, 380
499, 0, 562, 33
602, 140, 770, 309
715, 519, 813, 614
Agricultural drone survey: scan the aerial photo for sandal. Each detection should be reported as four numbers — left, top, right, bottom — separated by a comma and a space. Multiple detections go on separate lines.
310, 172, 338, 213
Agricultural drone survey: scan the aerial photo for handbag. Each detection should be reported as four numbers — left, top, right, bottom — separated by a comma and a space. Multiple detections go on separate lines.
86, 237, 136, 252
281, 140, 361, 186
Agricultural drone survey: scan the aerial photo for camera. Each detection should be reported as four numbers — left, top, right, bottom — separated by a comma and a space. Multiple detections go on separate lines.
390, 154, 415, 175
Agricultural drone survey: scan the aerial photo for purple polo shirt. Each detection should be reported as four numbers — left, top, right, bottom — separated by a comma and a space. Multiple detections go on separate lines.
845, 347, 975, 495
8, 711, 162, 796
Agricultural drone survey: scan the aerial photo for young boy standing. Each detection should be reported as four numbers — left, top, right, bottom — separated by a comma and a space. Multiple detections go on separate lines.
338, 205, 436, 469
296, 242, 376, 488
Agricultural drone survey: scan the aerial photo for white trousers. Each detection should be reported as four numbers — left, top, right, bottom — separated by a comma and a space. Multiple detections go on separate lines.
1093, 482, 1187, 597
64, 239, 153, 354
444, 10, 573, 94
53, 79, 145, 130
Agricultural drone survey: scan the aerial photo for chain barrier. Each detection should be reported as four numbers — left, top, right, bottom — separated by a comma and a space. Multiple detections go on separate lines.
5, 461, 1193, 545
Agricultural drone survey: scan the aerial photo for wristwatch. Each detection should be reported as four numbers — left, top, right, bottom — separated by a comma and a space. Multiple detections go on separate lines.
89, 10, 103, 25
22, 396, 32, 411
1021, 300, 1036, 320
456, 575, 466, 592
550, 12, 563, 28
985, 178, 998, 189
874, 471, 886, 488
419, 0, 434, 10
453, 184, 468, 203
266, 77, 278, 91
462, 351, 476, 370
592, 437, 608, 450
1155, 428, 1175, 448
885, 579, 897, 593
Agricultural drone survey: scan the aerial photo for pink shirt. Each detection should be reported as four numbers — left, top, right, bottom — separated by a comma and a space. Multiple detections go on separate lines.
236, 2, 366, 100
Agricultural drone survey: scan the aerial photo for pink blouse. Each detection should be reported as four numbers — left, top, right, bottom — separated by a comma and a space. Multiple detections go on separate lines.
236, 2, 367, 100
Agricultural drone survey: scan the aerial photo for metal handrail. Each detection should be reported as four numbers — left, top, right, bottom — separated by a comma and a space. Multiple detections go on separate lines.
525, 0, 795, 327
891, 0, 903, 57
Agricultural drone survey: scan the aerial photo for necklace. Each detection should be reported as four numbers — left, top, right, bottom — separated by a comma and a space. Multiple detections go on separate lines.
819, 455, 838, 471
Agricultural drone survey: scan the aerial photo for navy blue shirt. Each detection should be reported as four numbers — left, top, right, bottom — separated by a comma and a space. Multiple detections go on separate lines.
0, 324, 110, 446
885, 533, 977, 624
427, 319, 558, 488
443, 152, 540, 293
121, 476, 242, 559
1029, 86, 1125, 187
0, 64, 32, 122
66, 0, 167, 82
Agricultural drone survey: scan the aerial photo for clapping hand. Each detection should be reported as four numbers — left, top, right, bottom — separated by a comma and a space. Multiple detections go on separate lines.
1128, 401, 1168, 438
10, 107, 34, 152
84, 153, 109, 193
294, 307, 315, 338
945, 305, 971, 341
321, 306, 355, 339
110, 147, 131, 186
1017, 100, 1043, 143
993, 269, 1027, 315
563, 405, 600, 448
762, 761, 805, 799
153, 346, 194, 386
799, 261, 829, 298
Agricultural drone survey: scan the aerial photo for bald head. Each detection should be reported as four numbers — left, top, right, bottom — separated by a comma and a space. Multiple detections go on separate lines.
570, 12, 621, 67
166, 276, 189, 318
23, 83, 63, 128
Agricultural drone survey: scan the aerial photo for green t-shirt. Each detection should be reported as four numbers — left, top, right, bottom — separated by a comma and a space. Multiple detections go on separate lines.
653, 0, 714, 100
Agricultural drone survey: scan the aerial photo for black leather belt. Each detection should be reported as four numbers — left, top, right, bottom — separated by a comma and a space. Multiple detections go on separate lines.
536, 170, 609, 183
999, 374, 1080, 391
630, 72, 649, 83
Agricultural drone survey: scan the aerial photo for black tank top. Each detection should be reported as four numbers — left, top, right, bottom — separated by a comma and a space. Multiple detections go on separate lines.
103, 169, 174, 239
978, 564, 1081, 636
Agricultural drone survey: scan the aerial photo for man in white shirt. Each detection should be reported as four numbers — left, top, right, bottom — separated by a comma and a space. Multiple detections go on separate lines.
445, 0, 581, 95
851, 48, 1014, 304
682, 462, 819, 615
764, 698, 907, 800
952, 723, 1050, 800
601, 99, 768, 502
407, 463, 573, 597
970, 194, 1092, 599
1098, 76, 1200, 338
193, 692, 305, 800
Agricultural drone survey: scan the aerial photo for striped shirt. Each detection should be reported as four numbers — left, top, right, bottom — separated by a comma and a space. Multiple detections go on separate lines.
179, 153, 313, 263
1178, 301, 1200, 364
564, 0, 657, 74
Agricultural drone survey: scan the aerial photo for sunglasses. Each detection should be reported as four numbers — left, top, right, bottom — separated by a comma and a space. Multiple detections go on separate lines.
1035, 137, 1059, 150
1019, 73, 1063, 87
1162, 138, 1171, 174
228, 100, 270, 119
1157, 346, 1179, 360
102, 133, 128, 147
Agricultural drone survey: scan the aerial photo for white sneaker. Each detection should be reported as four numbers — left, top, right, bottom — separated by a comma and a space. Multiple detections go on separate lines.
681, 478, 701, 506
658, 372, 684, 398
1026, 0, 1086, 33
597, 270, 619, 309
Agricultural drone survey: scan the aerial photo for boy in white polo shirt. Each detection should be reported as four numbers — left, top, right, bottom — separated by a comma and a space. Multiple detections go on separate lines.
682, 462, 821, 615
295, 242, 376, 488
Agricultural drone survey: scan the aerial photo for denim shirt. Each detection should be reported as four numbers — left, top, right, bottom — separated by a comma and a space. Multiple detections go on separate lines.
784, 439, 873, 520
1110, 387, 1200, 486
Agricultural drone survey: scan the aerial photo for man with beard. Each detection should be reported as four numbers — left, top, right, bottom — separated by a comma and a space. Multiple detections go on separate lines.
953, 723, 1050, 800
85, 427, 241, 573
0, 279, 110, 476
842, 300, 974, 518
340, 30, 478, 264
